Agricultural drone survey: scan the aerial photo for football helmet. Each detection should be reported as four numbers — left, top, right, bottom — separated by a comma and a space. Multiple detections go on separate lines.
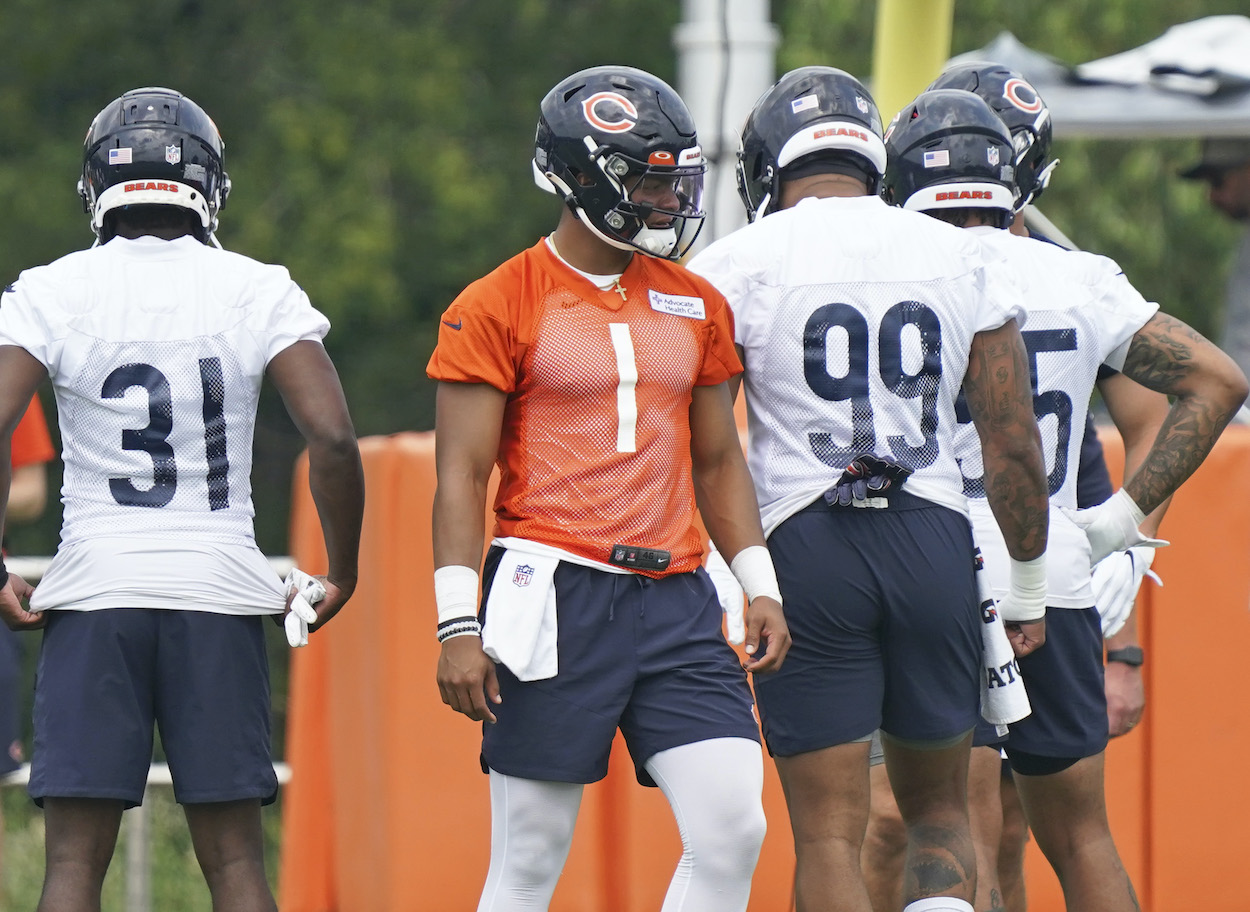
927, 62, 1057, 210
79, 87, 230, 244
736, 66, 886, 222
882, 89, 1018, 227
532, 66, 705, 260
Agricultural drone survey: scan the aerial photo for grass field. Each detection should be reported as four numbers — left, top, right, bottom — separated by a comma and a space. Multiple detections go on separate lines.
1, 786, 284, 910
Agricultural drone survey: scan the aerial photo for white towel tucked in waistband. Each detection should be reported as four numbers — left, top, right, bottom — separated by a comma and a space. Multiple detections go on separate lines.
976, 548, 1032, 733
481, 550, 560, 682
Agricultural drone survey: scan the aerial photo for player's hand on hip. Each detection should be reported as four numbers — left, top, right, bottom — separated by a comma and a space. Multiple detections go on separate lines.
742, 595, 790, 674
1004, 618, 1045, 658
437, 635, 501, 723
1061, 488, 1167, 565
0, 574, 44, 631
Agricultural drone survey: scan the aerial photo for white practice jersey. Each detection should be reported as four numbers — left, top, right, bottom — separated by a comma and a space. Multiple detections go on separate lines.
956, 227, 1159, 607
0, 235, 329, 614
689, 195, 1026, 536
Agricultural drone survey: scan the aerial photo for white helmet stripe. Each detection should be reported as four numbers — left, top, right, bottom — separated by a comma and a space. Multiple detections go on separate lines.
92, 178, 212, 229
902, 181, 1015, 212
776, 121, 888, 175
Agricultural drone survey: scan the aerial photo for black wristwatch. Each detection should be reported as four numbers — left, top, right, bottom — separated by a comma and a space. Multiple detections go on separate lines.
1106, 646, 1144, 667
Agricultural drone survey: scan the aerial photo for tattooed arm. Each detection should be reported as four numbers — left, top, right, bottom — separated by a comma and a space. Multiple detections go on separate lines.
1118, 312, 1249, 514
965, 319, 1049, 561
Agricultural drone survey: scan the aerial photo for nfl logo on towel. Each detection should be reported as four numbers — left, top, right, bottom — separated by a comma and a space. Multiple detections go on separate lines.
513, 564, 535, 587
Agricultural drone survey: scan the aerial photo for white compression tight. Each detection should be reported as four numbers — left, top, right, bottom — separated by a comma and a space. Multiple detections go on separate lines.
476, 737, 765, 912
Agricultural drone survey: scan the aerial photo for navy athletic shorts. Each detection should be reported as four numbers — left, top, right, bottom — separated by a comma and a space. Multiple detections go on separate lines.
755, 491, 982, 757
28, 609, 278, 808
1006, 605, 1107, 765
479, 547, 760, 787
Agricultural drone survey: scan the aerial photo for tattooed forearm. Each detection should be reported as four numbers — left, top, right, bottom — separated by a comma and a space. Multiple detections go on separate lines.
984, 467, 1049, 558
966, 323, 1050, 559
1121, 313, 1249, 514
1123, 395, 1231, 514
964, 330, 1030, 433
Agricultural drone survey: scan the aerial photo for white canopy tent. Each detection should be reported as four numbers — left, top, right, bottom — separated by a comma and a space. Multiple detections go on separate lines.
950, 15, 1250, 139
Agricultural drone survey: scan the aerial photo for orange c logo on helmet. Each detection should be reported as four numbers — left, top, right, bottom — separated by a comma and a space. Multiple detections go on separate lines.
582, 92, 638, 134
649, 151, 675, 165
1003, 78, 1043, 114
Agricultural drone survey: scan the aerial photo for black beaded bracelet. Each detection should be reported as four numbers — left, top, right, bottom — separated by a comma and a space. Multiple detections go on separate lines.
436, 616, 482, 643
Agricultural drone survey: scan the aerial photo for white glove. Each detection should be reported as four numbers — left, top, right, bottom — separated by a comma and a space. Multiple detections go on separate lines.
1091, 546, 1161, 637
1062, 488, 1168, 565
284, 568, 326, 648
705, 543, 746, 645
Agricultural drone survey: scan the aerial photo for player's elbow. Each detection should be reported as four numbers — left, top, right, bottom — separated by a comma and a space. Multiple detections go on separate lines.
1216, 362, 1250, 418
1179, 354, 1250, 425
306, 427, 362, 470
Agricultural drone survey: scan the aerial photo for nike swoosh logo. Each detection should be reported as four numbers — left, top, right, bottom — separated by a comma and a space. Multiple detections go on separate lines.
442, 319, 463, 330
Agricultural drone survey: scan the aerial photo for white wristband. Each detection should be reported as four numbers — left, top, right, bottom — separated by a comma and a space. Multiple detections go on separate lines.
1003, 554, 1047, 623
729, 545, 783, 605
434, 565, 480, 625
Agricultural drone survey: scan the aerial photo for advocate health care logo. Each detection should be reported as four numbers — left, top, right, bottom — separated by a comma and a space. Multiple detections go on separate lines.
582, 91, 638, 134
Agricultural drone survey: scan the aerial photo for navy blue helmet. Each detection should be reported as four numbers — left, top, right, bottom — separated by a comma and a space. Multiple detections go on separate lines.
79, 87, 230, 244
532, 66, 705, 259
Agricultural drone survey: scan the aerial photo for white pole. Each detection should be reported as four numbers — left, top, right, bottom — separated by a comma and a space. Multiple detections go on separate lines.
125, 796, 152, 912
675, 0, 779, 248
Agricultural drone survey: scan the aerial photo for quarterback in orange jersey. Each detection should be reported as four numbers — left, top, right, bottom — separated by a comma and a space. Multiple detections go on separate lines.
428, 66, 790, 912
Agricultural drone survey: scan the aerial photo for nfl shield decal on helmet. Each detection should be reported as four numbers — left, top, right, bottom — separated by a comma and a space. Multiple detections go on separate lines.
513, 564, 535, 587
987, 147, 1000, 166
166, 144, 181, 165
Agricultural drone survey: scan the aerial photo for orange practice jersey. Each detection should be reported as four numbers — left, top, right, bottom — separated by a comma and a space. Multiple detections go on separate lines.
427, 239, 741, 576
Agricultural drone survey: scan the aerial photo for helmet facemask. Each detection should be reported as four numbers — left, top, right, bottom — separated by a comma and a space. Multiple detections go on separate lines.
583, 141, 705, 258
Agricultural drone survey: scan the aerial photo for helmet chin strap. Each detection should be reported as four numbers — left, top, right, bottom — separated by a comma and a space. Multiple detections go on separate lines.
634, 227, 677, 256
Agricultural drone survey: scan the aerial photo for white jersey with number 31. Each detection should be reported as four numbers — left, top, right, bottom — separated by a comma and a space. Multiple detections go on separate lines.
0, 235, 329, 614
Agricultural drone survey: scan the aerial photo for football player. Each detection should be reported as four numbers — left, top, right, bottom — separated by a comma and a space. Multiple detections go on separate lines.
688, 66, 1050, 912
882, 87, 1246, 912
428, 65, 789, 912
0, 87, 365, 912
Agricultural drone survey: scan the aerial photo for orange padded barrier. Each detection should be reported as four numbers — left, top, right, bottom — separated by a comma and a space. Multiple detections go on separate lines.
281, 425, 1250, 911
